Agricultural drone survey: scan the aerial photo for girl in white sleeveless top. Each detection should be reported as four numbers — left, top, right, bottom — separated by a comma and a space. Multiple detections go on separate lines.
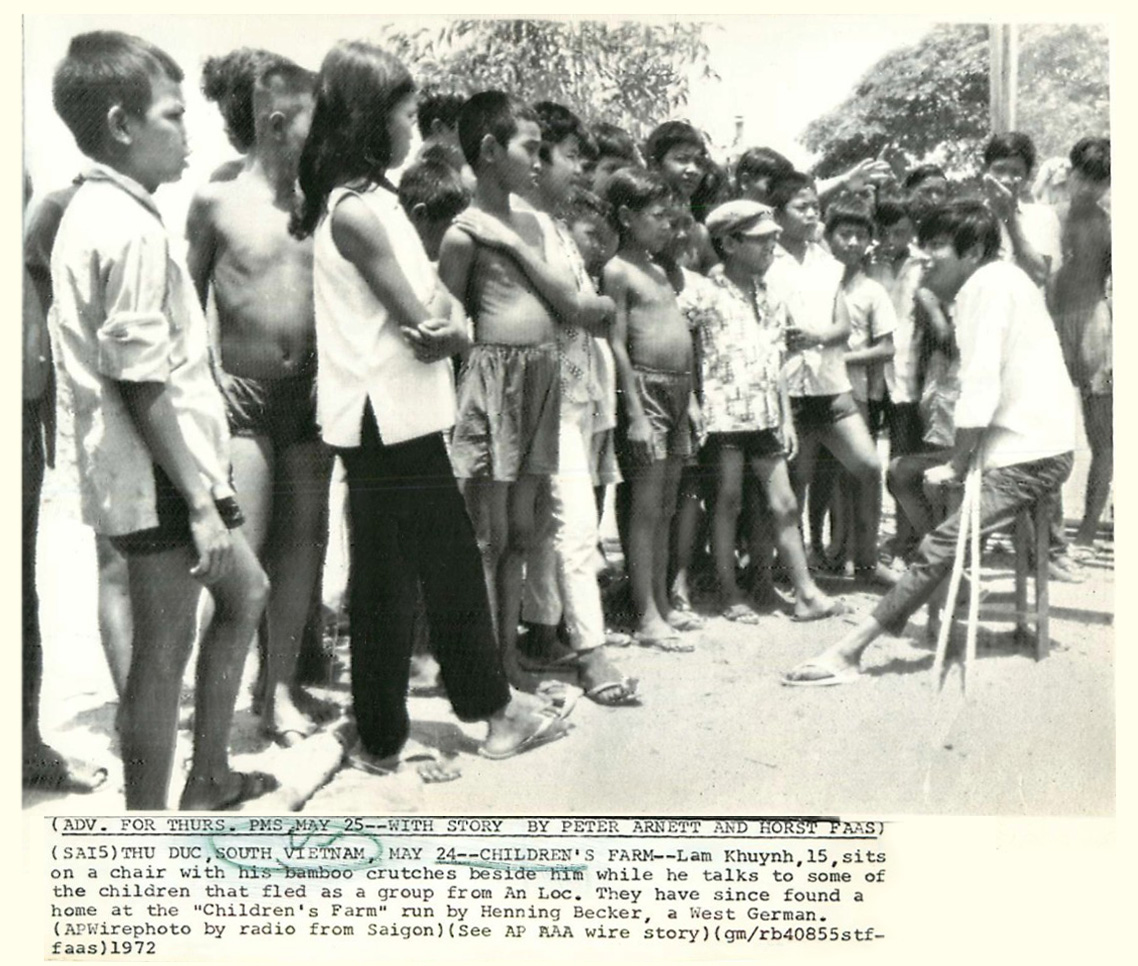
290, 41, 571, 771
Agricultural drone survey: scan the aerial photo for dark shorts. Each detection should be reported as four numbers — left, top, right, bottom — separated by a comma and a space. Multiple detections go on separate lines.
616, 367, 694, 468
886, 400, 924, 456
217, 368, 320, 449
451, 342, 560, 481
704, 429, 785, 461
790, 392, 860, 435
108, 464, 245, 556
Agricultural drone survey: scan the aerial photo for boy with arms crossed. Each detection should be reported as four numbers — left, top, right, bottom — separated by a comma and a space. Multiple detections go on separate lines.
50, 31, 271, 808
438, 91, 592, 683
187, 63, 334, 745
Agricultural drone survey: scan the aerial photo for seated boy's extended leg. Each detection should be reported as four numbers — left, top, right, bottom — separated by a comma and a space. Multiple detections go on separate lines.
119, 546, 205, 810
260, 438, 335, 744
180, 530, 271, 809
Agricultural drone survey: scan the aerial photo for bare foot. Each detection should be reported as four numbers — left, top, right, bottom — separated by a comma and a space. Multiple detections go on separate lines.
23, 741, 107, 793
350, 739, 461, 783
792, 594, 846, 622
482, 696, 570, 760
261, 685, 319, 747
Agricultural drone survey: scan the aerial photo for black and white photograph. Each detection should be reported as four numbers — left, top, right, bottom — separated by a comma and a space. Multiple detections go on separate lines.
18, 10, 1122, 959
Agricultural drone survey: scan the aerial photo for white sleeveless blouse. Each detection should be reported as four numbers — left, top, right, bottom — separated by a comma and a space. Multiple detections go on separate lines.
313, 184, 456, 447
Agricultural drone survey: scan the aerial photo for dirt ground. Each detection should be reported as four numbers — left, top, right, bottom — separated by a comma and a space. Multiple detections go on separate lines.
24, 423, 1114, 819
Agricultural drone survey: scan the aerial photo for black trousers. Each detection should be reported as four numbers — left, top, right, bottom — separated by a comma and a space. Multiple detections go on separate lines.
337, 410, 508, 758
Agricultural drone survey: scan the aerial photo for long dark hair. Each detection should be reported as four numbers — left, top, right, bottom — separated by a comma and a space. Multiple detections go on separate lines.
290, 41, 415, 239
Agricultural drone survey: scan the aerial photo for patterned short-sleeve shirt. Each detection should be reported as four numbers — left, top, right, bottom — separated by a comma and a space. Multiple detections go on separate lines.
694, 271, 788, 434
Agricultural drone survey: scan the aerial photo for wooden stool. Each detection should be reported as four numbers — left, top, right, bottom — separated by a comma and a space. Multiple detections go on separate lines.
1012, 494, 1052, 660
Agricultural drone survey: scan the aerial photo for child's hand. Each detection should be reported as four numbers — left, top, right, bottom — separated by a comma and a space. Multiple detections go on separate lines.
403, 317, 468, 363
982, 174, 1018, 221
188, 504, 233, 584
844, 158, 892, 192
785, 325, 818, 353
452, 210, 520, 252
781, 421, 798, 463
627, 415, 654, 465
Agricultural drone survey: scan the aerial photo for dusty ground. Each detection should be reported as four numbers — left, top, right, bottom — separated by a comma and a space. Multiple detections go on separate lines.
25, 420, 1114, 819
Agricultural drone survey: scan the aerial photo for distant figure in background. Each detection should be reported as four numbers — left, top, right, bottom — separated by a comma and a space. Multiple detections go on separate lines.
1050, 137, 1111, 556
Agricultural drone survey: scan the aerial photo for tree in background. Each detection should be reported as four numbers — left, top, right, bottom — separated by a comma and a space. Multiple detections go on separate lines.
802, 23, 1109, 178
378, 18, 717, 143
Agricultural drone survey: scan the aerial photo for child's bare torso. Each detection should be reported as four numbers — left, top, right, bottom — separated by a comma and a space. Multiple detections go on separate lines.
619, 255, 693, 373
468, 207, 559, 345
208, 174, 316, 378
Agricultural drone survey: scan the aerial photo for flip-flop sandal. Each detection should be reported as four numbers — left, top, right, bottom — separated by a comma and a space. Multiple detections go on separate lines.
780, 661, 862, 687
666, 610, 706, 631
604, 629, 633, 647
791, 599, 850, 622
478, 713, 570, 761
584, 677, 642, 707
721, 602, 762, 624
215, 771, 280, 810
536, 680, 583, 719
350, 748, 462, 784
634, 632, 695, 653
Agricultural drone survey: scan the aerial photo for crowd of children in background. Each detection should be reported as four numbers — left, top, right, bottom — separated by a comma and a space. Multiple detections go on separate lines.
23, 30, 1111, 808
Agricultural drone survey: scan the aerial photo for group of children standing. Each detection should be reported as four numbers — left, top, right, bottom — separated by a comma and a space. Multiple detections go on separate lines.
25, 30, 1111, 808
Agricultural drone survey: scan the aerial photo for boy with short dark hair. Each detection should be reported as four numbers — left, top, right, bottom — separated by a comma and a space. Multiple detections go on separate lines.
50, 31, 272, 808
700, 200, 843, 623
981, 132, 1062, 287
819, 197, 896, 574
765, 171, 895, 588
903, 164, 949, 226
201, 47, 294, 182
415, 88, 473, 188
588, 121, 641, 197
603, 167, 699, 650
645, 120, 718, 273
508, 101, 638, 705
398, 156, 471, 261
187, 61, 334, 747
438, 90, 593, 683
785, 200, 1077, 685
734, 146, 794, 204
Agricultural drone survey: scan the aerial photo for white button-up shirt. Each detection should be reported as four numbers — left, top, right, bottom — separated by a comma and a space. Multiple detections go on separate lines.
49, 164, 232, 536
953, 260, 1077, 469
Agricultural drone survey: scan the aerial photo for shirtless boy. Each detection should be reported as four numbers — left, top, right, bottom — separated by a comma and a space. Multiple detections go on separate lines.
603, 168, 699, 651
439, 91, 590, 683
187, 62, 334, 745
